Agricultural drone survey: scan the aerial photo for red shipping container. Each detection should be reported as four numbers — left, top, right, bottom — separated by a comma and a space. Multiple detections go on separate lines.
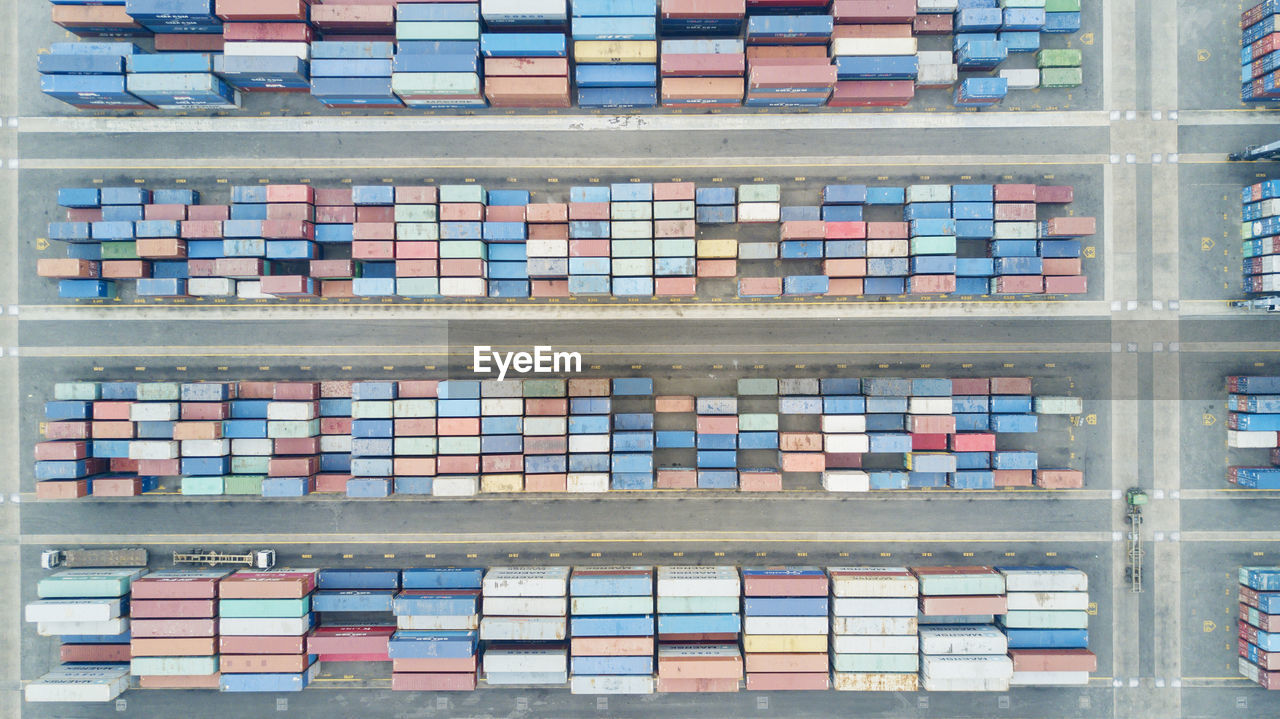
66, 208, 104, 222
186, 205, 228, 221
1042, 257, 1082, 276
61, 643, 131, 663
90, 477, 142, 496
484, 57, 570, 76
394, 457, 437, 475
37, 258, 99, 279
486, 205, 526, 223
529, 224, 569, 240
314, 474, 350, 493
396, 242, 439, 260
950, 378, 990, 395
309, 259, 355, 279
824, 259, 866, 278
1044, 275, 1088, 294
829, 80, 914, 106
439, 259, 485, 276
352, 241, 395, 260
653, 182, 696, 201
90, 421, 133, 439
436, 456, 480, 474
396, 260, 439, 277
527, 203, 568, 223
655, 220, 696, 238
908, 415, 955, 435
656, 395, 694, 413
310, 4, 394, 30
919, 595, 1007, 615
866, 221, 908, 239
223, 21, 314, 42
662, 0, 746, 18
832, 0, 916, 23
911, 433, 948, 451
391, 673, 477, 691
994, 275, 1044, 294
1009, 649, 1097, 673
262, 220, 314, 240
523, 474, 566, 492
912, 12, 952, 33
93, 402, 133, 420
697, 415, 739, 434
745, 673, 829, 691
569, 202, 610, 221
781, 221, 825, 240
990, 377, 1032, 395
131, 618, 218, 638
218, 635, 305, 654
353, 222, 395, 241
144, 204, 187, 221
1035, 185, 1074, 204
569, 239, 610, 256
261, 275, 317, 296
438, 203, 483, 222
181, 403, 230, 421
525, 398, 568, 415
825, 221, 867, 239
780, 452, 825, 472
267, 204, 315, 222
135, 238, 186, 259
660, 54, 745, 77
354, 207, 393, 225
739, 471, 782, 492
397, 380, 438, 398
1034, 469, 1084, 489
109, 458, 139, 473
824, 452, 863, 468
993, 469, 1033, 487
213, 258, 263, 278
188, 259, 218, 277
392, 186, 435, 205
100, 260, 151, 279
155, 33, 226, 52
35, 441, 88, 461
393, 418, 435, 436
134, 458, 178, 476
267, 457, 318, 477
180, 220, 223, 239
130, 598, 217, 617
485, 79, 573, 108
656, 468, 697, 489
274, 437, 319, 455
35, 479, 89, 499
221, 654, 312, 673
307, 627, 393, 655
697, 259, 736, 278
907, 274, 955, 294
214, 0, 307, 22
531, 279, 570, 297
994, 184, 1037, 202
738, 277, 781, 296
780, 432, 822, 452
316, 206, 356, 223
44, 421, 89, 440
950, 433, 995, 452
994, 203, 1037, 222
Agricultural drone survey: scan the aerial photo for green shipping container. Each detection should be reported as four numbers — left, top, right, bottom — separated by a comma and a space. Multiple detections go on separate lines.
438, 240, 486, 259
905, 184, 950, 203
438, 436, 481, 455
611, 239, 654, 258
352, 400, 393, 419
570, 596, 653, 615
397, 278, 440, 297
612, 259, 653, 276
391, 72, 480, 96
654, 239, 695, 257
656, 596, 739, 613
99, 241, 139, 260
223, 475, 265, 495
394, 437, 438, 455
135, 382, 181, 401
739, 413, 779, 431
1000, 610, 1089, 629
394, 21, 479, 41
739, 184, 781, 203
439, 185, 485, 204
219, 597, 312, 618
523, 379, 567, 398
230, 456, 270, 474
611, 221, 653, 239
130, 656, 219, 676
396, 223, 439, 241
393, 399, 437, 417
737, 378, 779, 396
1040, 67, 1083, 88
1037, 49, 1083, 68
37, 569, 144, 599
910, 236, 957, 255
612, 202, 653, 221
833, 653, 919, 673
54, 382, 100, 400
267, 419, 320, 439
916, 574, 1005, 596
1044, 0, 1080, 11
653, 201, 695, 219
394, 205, 437, 223
182, 476, 224, 496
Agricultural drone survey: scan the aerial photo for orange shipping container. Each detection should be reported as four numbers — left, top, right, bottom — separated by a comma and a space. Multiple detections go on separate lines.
655, 277, 697, 296
1009, 648, 1097, 673
656, 676, 740, 692
484, 58, 570, 76
135, 238, 186, 259
780, 432, 822, 452
739, 277, 782, 296
739, 471, 782, 491
391, 672, 477, 691
696, 259, 736, 278
1034, 469, 1084, 489
655, 395, 695, 413
138, 674, 222, 689
656, 468, 697, 489
823, 259, 866, 277
524, 474, 567, 492
571, 637, 654, 656
37, 258, 99, 279
35, 479, 89, 499
780, 452, 825, 472
744, 653, 828, 673
130, 637, 216, 656
220, 654, 312, 674
826, 278, 864, 295
745, 672, 830, 691
660, 77, 744, 100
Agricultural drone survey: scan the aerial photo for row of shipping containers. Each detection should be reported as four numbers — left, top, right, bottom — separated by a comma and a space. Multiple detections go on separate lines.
32, 377, 1086, 499
1226, 376, 1280, 489
24, 564, 1095, 701
1240, 566, 1280, 688
39, 0, 1085, 110
1241, 179, 1280, 295
25, 376, 1089, 496
1243, 1, 1280, 103
39, 180, 1095, 301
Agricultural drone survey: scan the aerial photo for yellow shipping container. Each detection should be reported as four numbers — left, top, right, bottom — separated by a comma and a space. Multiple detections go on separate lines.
697, 239, 738, 259
833, 672, 919, 692
480, 474, 524, 494
574, 41, 658, 64
742, 635, 828, 653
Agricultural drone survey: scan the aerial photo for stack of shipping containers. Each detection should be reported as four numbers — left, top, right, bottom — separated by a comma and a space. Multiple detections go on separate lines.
654, 392, 696, 489
998, 567, 1095, 686
1239, 566, 1280, 687
310, 41, 400, 110
828, 567, 919, 691
915, 567, 1014, 692
39, 43, 151, 111
568, 566, 657, 694
695, 394, 739, 489
433, 380, 480, 497
481, 567, 571, 686
527, 198, 571, 297
566, 378, 612, 492
438, 184, 488, 298
1243, 1, 1280, 103
127, 569, 226, 688
741, 568, 830, 691
606, 182, 655, 297
484, 188, 531, 298
1227, 376, 1280, 488
308, 569, 399, 675
744, 8, 835, 107
1242, 179, 1280, 296
818, 377, 868, 491
522, 379, 570, 491
572, 0, 659, 108
611, 377, 656, 489
480, 380, 524, 494
652, 182, 698, 296
481, 0, 571, 108
217, 569, 319, 692
737, 378, 782, 491
659, 0, 746, 106
392, 3, 485, 108
215, 0, 310, 96
389, 567, 484, 691
655, 566, 743, 693
568, 184, 611, 296
264, 382, 321, 498
829, 0, 917, 108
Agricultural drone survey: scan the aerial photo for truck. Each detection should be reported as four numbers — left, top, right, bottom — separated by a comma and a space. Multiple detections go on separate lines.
172, 548, 275, 570
40, 547, 148, 569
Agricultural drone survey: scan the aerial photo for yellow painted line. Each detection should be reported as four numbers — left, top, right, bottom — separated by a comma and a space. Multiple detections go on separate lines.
20, 489, 1106, 501
37, 298, 1096, 308
22, 160, 1105, 171
21, 535, 1110, 545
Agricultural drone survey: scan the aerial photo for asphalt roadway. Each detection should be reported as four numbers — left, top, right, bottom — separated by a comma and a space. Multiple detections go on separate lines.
7, 0, 1280, 718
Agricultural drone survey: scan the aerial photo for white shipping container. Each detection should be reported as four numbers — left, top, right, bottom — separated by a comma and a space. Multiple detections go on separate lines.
612, 202, 654, 221
130, 402, 179, 422
439, 277, 487, 297
524, 417, 567, 436
916, 51, 954, 66
483, 646, 567, 673
829, 37, 918, 57
483, 567, 570, 596
921, 676, 1011, 692
829, 569, 919, 598
743, 616, 828, 636
480, 616, 569, 641
921, 654, 1014, 679
1000, 68, 1041, 90
481, 0, 568, 22
998, 568, 1088, 592
654, 201, 695, 219
1010, 670, 1090, 686
995, 221, 1037, 239
187, 277, 235, 296
266, 402, 318, 421
821, 415, 866, 433
319, 435, 352, 453
831, 597, 918, 616
396, 614, 479, 631
866, 239, 909, 257
527, 240, 569, 257
1034, 396, 1084, 415
1005, 591, 1090, 611
481, 398, 523, 416
568, 434, 610, 454
128, 440, 179, 460
823, 434, 869, 454
1228, 430, 1279, 448
236, 280, 268, 299
737, 242, 779, 260
571, 596, 653, 615
25, 675, 128, 703
350, 400, 392, 419
180, 439, 230, 457
917, 0, 959, 11
832, 672, 918, 691
657, 566, 740, 597
25, 598, 123, 623
432, 476, 478, 497
36, 617, 129, 637
571, 675, 656, 695
737, 203, 781, 223
832, 634, 918, 654
830, 616, 917, 635
658, 643, 741, 659
908, 397, 952, 415
905, 184, 951, 203
917, 63, 959, 87
483, 596, 568, 616
611, 222, 653, 239
567, 473, 609, 493
823, 471, 870, 492
480, 379, 523, 397
219, 616, 312, 636
223, 41, 310, 60
231, 438, 273, 456
918, 625, 1008, 655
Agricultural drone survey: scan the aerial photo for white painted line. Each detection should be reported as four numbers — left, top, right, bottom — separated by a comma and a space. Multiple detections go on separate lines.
1125, 110, 1136, 121
1111, 301, 1122, 311
1152, 153, 1162, 164
1127, 300, 1138, 311
1152, 111, 1163, 121
1113, 531, 1123, 541
1153, 342, 1164, 352
1113, 490, 1122, 500
1129, 678, 1140, 688
1168, 154, 1178, 164
1125, 153, 1136, 164
4, 159, 15, 169
1170, 532, 1180, 542
9, 494, 19, 504
6, 305, 16, 315
1155, 490, 1165, 499
1110, 154, 1121, 164
1152, 300, 1163, 310
1110, 110, 1121, 121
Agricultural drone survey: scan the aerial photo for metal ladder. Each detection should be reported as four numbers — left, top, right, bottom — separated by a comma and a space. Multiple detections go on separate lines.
1126, 510, 1144, 593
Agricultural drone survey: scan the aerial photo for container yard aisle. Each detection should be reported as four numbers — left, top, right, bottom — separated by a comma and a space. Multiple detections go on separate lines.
2, 0, 22, 715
